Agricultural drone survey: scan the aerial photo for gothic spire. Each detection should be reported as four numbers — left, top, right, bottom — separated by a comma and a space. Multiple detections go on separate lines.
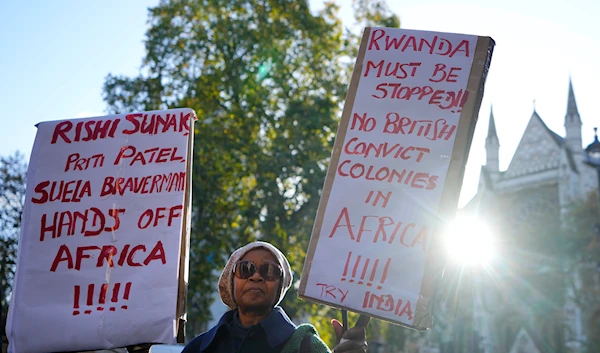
566, 78, 581, 123
485, 106, 500, 172
486, 107, 498, 142
565, 78, 583, 152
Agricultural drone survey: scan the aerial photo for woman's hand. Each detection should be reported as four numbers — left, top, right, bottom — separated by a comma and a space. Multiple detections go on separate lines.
330, 315, 370, 353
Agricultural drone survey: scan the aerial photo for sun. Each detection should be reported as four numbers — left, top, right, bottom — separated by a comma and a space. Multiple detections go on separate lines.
443, 214, 495, 265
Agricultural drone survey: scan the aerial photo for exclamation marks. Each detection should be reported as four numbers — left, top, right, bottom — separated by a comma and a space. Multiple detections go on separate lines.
350, 255, 361, 283
451, 89, 470, 113
99, 283, 108, 309
73, 285, 81, 316
358, 258, 370, 285
111, 282, 121, 310
340, 252, 392, 290
380, 258, 391, 289
121, 282, 131, 310
86, 284, 94, 314
73, 282, 132, 315
341, 252, 352, 281
369, 259, 380, 288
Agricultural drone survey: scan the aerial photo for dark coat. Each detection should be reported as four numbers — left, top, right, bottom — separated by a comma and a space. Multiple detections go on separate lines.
182, 307, 330, 353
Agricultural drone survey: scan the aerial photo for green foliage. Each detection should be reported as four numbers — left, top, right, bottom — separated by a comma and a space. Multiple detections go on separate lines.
352, 0, 400, 29
0, 152, 27, 321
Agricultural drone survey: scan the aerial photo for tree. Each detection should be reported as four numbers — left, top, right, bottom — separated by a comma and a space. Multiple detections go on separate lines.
103, 0, 399, 344
0, 152, 27, 346
0, 152, 27, 307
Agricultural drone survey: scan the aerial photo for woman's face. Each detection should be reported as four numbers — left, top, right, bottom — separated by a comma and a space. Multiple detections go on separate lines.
233, 248, 282, 313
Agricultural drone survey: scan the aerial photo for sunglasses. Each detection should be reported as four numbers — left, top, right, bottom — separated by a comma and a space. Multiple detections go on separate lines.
233, 260, 283, 282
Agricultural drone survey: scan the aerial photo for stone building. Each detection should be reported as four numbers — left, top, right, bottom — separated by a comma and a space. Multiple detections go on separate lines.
462, 80, 599, 353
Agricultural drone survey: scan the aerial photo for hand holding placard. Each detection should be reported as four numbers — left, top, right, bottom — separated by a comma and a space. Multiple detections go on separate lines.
331, 314, 371, 353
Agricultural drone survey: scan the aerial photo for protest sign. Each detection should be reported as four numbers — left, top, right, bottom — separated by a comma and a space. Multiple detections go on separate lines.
299, 27, 494, 330
6, 108, 196, 353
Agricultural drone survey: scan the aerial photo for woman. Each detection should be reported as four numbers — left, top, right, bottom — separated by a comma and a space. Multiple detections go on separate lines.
182, 241, 368, 353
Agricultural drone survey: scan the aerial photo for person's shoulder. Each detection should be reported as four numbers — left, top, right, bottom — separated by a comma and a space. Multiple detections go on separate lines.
293, 323, 318, 336
281, 323, 331, 353
181, 327, 218, 353
299, 324, 330, 352
182, 311, 235, 353
181, 331, 208, 353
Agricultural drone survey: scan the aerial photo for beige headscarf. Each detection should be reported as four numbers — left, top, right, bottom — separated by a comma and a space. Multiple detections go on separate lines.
218, 241, 293, 309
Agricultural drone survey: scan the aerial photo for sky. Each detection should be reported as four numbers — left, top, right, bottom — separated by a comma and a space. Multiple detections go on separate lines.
1, 0, 598, 207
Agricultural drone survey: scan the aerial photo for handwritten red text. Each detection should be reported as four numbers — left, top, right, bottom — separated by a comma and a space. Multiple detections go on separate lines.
73, 282, 132, 315
368, 29, 470, 58
341, 252, 391, 289
51, 119, 120, 144
329, 208, 428, 251
364, 60, 421, 79
50, 111, 192, 145
32, 179, 92, 204
40, 207, 125, 241
64, 153, 105, 172
344, 137, 430, 161
137, 205, 183, 229
50, 240, 166, 271
429, 63, 462, 83
383, 114, 456, 141
122, 112, 191, 136
100, 172, 185, 197
114, 146, 185, 166
316, 283, 349, 303
337, 161, 438, 190
362, 291, 414, 320
372, 84, 469, 112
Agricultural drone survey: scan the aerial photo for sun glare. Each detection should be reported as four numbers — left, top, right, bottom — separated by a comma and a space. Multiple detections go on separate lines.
444, 215, 495, 265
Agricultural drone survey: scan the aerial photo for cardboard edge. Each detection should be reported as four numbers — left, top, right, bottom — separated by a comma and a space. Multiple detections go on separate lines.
412, 36, 495, 330
298, 27, 372, 297
176, 109, 197, 342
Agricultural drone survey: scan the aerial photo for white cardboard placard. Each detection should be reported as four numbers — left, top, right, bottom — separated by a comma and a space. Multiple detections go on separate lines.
7, 108, 195, 352
299, 27, 494, 329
